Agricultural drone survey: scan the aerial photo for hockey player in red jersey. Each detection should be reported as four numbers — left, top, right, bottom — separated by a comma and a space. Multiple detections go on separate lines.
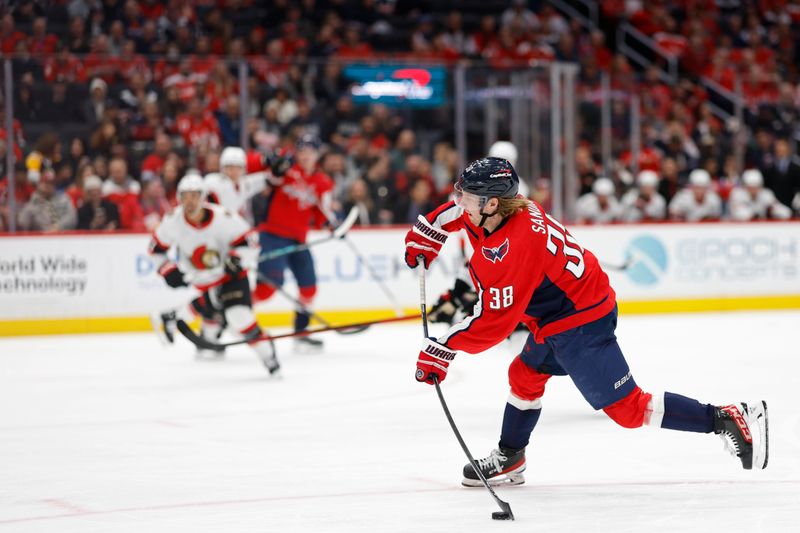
405, 157, 769, 486
252, 133, 335, 350
149, 174, 280, 375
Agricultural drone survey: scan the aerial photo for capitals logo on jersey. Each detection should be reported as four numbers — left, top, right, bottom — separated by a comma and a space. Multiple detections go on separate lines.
482, 238, 510, 263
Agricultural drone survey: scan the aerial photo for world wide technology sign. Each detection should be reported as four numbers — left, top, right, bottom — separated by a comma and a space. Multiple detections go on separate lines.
344, 65, 446, 107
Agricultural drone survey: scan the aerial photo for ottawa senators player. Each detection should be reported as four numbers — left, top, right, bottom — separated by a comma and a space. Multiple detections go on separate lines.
204, 146, 292, 224
149, 174, 279, 375
404, 157, 768, 486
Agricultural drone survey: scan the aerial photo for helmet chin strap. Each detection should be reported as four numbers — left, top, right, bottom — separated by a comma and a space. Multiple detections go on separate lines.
477, 196, 498, 227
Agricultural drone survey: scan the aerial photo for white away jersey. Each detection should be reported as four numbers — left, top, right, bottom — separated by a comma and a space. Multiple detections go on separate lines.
668, 189, 722, 221
620, 189, 667, 222
149, 203, 256, 291
204, 171, 268, 224
728, 187, 792, 221
575, 193, 623, 224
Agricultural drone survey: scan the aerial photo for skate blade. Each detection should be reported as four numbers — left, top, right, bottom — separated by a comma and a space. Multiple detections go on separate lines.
462, 472, 525, 488
293, 343, 324, 354
195, 350, 226, 361
149, 313, 172, 346
750, 401, 769, 470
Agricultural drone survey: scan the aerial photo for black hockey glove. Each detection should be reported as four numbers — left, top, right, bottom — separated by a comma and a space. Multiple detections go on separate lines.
265, 154, 293, 178
224, 255, 245, 279
428, 279, 478, 324
159, 262, 187, 288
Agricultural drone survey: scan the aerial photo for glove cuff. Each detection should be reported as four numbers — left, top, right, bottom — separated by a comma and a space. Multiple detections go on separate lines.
421, 338, 456, 363
158, 261, 178, 277
412, 215, 448, 248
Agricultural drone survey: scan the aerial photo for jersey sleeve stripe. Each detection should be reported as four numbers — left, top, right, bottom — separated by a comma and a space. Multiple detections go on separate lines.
149, 233, 170, 254
229, 230, 252, 248
426, 201, 463, 231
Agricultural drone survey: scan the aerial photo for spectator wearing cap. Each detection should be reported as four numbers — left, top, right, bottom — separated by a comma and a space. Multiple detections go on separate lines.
621, 170, 667, 222
83, 78, 111, 125
77, 175, 121, 230
18, 170, 77, 232
575, 177, 623, 224
668, 169, 723, 222
729, 169, 792, 221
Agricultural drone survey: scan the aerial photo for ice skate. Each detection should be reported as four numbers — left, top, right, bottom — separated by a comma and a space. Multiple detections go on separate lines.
150, 310, 177, 345
462, 447, 526, 487
261, 354, 281, 377
195, 347, 226, 360
294, 336, 324, 353
714, 401, 769, 470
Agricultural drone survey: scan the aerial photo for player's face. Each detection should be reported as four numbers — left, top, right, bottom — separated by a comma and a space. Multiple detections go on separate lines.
223, 165, 244, 182
454, 189, 480, 210
296, 146, 318, 170
180, 191, 203, 215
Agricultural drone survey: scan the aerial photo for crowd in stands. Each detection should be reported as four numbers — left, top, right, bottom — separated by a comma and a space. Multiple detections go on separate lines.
1, 0, 800, 233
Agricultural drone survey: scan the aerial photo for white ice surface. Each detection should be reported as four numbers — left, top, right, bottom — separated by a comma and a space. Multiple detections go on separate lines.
1, 311, 799, 532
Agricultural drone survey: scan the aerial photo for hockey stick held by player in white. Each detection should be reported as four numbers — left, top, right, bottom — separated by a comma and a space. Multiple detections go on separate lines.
176, 313, 422, 350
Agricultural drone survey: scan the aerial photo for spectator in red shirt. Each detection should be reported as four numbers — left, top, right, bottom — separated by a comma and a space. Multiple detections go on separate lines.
43, 43, 88, 84
141, 132, 173, 182
84, 34, 119, 84
102, 157, 145, 231
28, 16, 58, 55
0, 14, 25, 54
336, 23, 373, 60
176, 97, 221, 151
465, 15, 498, 57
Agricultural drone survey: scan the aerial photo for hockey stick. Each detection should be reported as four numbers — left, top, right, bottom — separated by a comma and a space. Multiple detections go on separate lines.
176, 313, 421, 350
417, 258, 515, 521
256, 273, 370, 335
599, 256, 635, 272
313, 203, 404, 317
255, 205, 358, 263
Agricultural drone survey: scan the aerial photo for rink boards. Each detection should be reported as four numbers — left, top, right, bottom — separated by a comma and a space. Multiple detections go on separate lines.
1, 222, 799, 335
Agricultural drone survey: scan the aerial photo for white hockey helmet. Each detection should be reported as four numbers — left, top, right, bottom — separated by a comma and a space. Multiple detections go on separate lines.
177, 174, 207, 197
488, 141, 518, 168
220, 146, 247, 168
637, 170, 659, 188
688, 169, 712, 188
742, 168, 763, 188
592, 177, 615, 196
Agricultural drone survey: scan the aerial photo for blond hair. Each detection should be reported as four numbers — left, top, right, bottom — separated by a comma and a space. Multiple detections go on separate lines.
496, 197, 531, 218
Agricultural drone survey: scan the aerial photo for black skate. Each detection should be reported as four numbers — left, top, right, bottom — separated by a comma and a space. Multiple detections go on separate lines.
462, 447, 526, 487
714, 402, 769, 470
150, 310, 177, 345
294, 336, 324, 353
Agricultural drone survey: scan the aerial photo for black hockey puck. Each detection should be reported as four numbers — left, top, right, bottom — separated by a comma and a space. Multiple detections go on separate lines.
492, 512, 512, 521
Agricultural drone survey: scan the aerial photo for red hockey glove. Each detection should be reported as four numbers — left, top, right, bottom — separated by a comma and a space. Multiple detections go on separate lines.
405, 215, 448, 269
158, 261, 187, 288
415, 337, 457, 385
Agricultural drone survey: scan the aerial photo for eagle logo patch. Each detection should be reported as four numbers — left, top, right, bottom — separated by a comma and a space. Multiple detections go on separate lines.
481, 238, 510, 264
